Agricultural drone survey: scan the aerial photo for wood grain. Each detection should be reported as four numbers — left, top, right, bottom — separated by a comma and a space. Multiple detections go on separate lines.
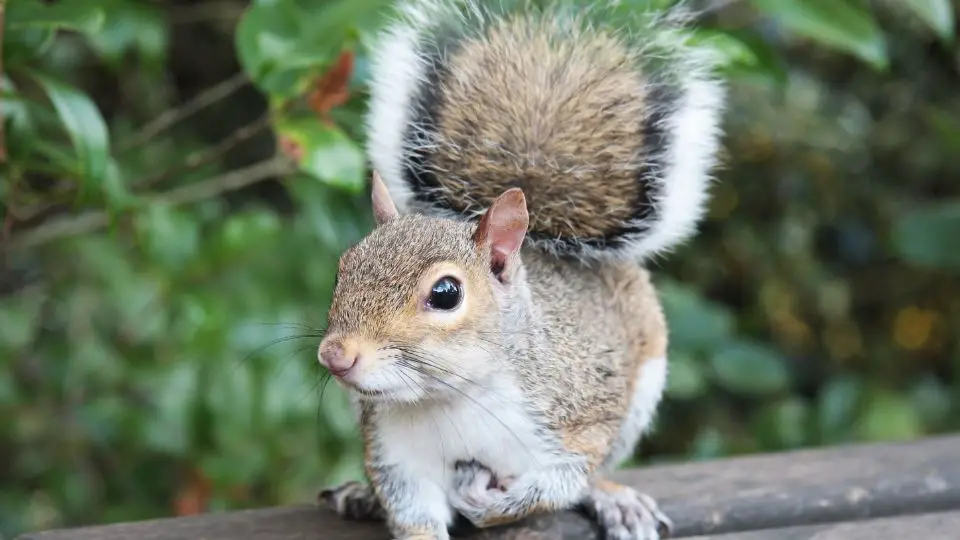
682, 511, 960, 539
17, 435, 960, 540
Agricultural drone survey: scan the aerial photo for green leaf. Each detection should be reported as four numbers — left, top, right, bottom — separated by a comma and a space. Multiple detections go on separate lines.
903, 0, 955, 41
102, 158, 138, 210
856, 390, 923, 442
690, 426, 728, 460
753, 396, 811, 449
29, 140, 78, 172
0, 78, 35, 144
29, 72, 111, 201
709, 341, 790, 395
262, 349, 325, 424
206, 359, 257, 447
2, 27, 57, 68
890, 201, 960, 271
750, 0, 887, 70
715, 30, 789, 87
275, 117, 366, 192
5, 0, 106, 34
68, 333, 125, 388
134, 203, 201, 272
688, 30, 759, 70
909, 376, 952, 430
288, 174, 370, 251
817, 374, 864, 443
235, 1, 321, 96
217, 208, 284, 255
84, 0, 169, 71
141, 362, 200, 454
75, 396, 126, 446
236, 0, 391, 95
0, 290, 44, 350
0, 367, 17, 407
296, 0, 393, 48
658, 280, 735, 351
922, 106, 960, 154
665, 352, 707, 400
107, 275, 168, 344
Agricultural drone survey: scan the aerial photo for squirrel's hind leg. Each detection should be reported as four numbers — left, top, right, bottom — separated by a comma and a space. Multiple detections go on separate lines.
319, 481, 386, 522
580, 479, 673, 540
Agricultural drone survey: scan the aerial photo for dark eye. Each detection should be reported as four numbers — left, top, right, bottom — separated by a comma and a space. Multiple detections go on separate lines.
427, 276, 463, 311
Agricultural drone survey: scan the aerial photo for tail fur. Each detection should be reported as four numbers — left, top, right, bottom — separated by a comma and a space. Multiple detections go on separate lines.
364, 0, 726, 262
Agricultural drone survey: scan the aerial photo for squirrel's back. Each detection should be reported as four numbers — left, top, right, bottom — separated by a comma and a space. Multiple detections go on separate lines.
365, 0, 726, 262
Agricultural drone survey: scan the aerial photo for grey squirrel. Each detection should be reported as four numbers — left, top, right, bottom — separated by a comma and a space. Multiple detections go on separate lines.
316, 1, 726, 539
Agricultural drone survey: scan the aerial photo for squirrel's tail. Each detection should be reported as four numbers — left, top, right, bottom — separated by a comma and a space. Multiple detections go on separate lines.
364, 0, 726, 263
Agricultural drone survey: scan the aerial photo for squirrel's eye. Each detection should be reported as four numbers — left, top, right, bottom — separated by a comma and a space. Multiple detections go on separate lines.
427, 276, 463, 311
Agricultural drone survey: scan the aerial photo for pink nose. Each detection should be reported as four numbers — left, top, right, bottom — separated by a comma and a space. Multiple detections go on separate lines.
318, 341, 358, 377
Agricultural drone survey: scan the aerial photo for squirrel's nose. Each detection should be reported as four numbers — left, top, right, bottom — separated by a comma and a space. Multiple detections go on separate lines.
318, 341, 358, 377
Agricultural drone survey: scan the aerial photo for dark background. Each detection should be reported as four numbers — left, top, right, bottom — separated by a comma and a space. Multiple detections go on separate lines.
2, 0, 959, 537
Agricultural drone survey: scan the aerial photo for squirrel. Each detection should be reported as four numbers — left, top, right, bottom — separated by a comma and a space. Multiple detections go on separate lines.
316, 1, 726, 539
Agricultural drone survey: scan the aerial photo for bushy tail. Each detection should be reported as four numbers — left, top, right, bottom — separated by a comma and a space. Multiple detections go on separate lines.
364, 0, 726, 263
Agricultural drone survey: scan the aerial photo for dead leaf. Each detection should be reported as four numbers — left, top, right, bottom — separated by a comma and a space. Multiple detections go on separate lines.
278, 134, 304, 162
173, 468, 212, 516
308, 50, 354, 118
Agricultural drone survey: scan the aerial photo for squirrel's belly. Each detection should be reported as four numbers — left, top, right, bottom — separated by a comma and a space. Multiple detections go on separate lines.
374, 379, 556, 495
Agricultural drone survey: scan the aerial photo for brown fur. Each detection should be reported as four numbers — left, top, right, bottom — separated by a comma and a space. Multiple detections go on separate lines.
518, 251, 666, 465
329, 214, 497, 348
593, 478, 630, 494
467, 501, 555, 528
325, 202, 669, 537
322, 1, 722, 536
329, 211, 667, 468
427, 15, 650, 240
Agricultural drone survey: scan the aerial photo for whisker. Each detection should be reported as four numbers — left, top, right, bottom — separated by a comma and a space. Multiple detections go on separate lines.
234, 333, 321, 373
393, 364, 421, 401
396, 358, 541, 466
242, 321, 324, 331
316, 372, 335, 423
396, 361, 467, 462
394, 347, 513, 402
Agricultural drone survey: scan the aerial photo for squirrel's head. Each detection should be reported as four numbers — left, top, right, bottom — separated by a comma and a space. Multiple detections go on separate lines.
317, 172, 529, 404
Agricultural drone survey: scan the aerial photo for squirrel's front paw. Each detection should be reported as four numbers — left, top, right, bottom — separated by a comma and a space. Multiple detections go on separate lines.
318, 480, 385, 522
582, 481, 673, 540
449, 459, 511, 525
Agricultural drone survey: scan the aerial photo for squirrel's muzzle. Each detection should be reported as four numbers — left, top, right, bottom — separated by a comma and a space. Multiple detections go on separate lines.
318, 339, 359, 378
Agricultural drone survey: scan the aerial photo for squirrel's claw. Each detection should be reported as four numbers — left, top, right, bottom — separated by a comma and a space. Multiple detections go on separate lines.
318, 480, 385, 522
582, 481, 673, 540
449, 460, 510, 525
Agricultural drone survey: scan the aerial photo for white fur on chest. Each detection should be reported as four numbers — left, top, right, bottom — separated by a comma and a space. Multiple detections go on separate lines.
373, 374, 555, 495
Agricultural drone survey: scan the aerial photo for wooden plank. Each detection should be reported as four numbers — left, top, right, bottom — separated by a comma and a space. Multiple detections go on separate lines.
614, 434, 960, 537
17, 435, 960, 540
682, 511, 960, 539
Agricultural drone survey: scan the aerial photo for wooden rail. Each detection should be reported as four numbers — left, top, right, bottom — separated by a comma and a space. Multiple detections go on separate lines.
18, 435, 960, 539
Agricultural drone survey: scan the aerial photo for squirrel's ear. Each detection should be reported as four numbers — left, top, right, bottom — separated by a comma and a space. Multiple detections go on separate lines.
371, 170, 398, 226
474, 188, 529, 280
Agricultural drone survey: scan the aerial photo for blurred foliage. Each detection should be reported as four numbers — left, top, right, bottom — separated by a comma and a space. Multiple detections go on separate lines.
2, 0, 960, 537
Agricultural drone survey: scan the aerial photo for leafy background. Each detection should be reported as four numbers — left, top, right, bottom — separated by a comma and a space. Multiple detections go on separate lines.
2, 0, 959, 537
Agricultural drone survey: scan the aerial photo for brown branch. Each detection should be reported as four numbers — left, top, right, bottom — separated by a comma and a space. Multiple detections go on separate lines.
117, 72, 249, 153
4, 181, 74, 223
160, 156, 294, 206
134, 111, 275, 190
3, 156, 297, 253
11, 110, 274, 227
